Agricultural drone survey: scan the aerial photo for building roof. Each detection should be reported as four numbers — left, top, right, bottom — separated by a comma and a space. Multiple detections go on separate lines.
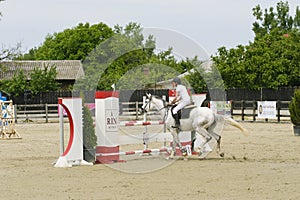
0, 60, 84, 80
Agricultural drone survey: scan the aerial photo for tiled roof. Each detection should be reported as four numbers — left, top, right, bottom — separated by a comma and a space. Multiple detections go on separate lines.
0, 60, 84, 80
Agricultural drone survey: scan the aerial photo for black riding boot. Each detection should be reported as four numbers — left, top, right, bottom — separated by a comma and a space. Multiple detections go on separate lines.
172, 113, 180, 129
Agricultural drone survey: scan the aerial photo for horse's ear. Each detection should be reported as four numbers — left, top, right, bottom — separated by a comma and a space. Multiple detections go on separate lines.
146, 93, 151, 98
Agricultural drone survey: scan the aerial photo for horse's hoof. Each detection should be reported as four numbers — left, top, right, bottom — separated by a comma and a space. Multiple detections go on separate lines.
219, 152, 225, 157
207, 136, 212, 143
198, 150, 203, 157
166, 156, 174, 160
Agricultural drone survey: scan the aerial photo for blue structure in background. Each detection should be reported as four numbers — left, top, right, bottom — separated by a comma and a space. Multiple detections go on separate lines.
0, 92, 7, 101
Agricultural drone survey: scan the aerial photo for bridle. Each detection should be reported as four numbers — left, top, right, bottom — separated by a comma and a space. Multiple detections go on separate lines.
140, 94, 170, 122
140, 96, 151, 114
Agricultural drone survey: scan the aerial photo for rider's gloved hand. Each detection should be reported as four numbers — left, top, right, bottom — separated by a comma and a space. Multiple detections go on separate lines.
167, 102, 173, 106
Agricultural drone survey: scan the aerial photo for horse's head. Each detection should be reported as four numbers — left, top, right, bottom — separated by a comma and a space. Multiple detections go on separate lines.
140, 93, 152, 114
140, 93, 166, 114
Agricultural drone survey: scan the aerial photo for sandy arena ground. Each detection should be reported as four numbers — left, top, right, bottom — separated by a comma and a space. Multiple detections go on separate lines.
1, 121, 300, 200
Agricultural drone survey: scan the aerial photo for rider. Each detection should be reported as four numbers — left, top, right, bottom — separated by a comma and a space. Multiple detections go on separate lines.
168, 77, 191, 129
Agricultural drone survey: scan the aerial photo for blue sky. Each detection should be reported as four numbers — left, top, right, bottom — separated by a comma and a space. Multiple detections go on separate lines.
0, 0, 299, 56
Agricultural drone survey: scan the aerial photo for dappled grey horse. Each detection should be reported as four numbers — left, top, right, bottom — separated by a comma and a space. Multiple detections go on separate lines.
141, 93, 249, 159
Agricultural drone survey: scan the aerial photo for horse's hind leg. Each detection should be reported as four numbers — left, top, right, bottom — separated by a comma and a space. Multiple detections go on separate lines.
195, 127, 212, 155
211, 132, 224, 157
207, 118, 221, 142
207, 119, 224, 157
209, 131, 222, 154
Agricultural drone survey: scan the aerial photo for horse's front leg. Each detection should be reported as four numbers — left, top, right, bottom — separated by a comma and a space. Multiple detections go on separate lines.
172, 128, 188, 156
166, 129, 184, 160
167, 130, 177, 159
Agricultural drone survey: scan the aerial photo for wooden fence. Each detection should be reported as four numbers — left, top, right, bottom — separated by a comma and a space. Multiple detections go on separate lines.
15, 104, 59, 123
13, 100, 291, 123
231, 100, 290, 122
120, 101, 143, 120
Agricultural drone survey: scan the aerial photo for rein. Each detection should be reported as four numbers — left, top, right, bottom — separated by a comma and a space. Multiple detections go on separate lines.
147, 95, 170, 122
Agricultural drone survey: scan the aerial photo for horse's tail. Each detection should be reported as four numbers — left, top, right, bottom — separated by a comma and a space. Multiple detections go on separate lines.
224, 117, 249, 136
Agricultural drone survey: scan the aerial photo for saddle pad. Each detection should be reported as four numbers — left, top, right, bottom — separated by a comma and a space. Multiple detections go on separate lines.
177, 106, 196, 119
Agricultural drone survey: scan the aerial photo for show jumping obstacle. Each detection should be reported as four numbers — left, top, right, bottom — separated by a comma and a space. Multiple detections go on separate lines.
0, 100, 21, 139
119, 120, 165, 126
94, 91, 184, 163
54, 98, 92, 168
55, 91, 208, 167
96, 147, 172, 157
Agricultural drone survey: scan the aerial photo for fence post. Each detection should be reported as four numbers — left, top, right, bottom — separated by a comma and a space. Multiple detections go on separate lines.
277, 100, 281, 122
14, 104, 18, 123
162, 95, 167, 134
230, 100, 234, 118
45, 104, 48, 123
135, 101, 139, 120
253, 101, 256, 122
241, 100, 245, 121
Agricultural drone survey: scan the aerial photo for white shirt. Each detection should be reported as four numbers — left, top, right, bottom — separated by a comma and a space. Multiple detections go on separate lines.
176, 84, 190, 102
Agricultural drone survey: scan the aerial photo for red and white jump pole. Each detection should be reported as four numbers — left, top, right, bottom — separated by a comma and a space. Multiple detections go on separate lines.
119, 121, 165, 126
96, 147, 172, 157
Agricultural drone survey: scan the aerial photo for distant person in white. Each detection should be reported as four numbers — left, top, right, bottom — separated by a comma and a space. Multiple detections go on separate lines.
168, 77, 191, 128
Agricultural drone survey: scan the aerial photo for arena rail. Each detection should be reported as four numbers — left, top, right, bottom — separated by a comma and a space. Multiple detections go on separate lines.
15, 104, 58, 123
12, 100, 291, 123
120, 101, 142, 120
231, 100, 290, 122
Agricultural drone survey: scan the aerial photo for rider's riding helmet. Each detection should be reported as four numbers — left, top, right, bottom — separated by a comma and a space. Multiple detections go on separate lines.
172, 77, 181, 84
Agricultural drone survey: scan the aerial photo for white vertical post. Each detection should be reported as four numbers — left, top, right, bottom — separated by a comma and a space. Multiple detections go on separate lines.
59, 104, 64, 155
142, 96, 147, 122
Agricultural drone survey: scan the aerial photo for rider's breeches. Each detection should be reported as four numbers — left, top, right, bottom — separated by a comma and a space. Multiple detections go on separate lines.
172, 100, 191, 114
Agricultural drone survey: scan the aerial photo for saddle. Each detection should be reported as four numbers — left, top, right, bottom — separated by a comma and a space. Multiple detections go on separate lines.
171, 104, 196, 120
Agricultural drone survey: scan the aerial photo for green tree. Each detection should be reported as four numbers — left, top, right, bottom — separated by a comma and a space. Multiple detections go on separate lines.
83, 105, 97, 148
82, 103, 97, 162
29, 65, 60, 95
0, 69, 27, 96
181, 58, 206, 93
75, 22, 197, 91
289, 89, 300, 125
19, 22, 114, 60
75, 22, 158, 91
252, 1, 300, 37
0, 64, 60, 97
18, 21, 209, 92
212, 1, 300, 89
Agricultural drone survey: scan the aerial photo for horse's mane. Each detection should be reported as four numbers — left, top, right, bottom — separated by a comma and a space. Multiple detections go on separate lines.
151, 95, 167, 107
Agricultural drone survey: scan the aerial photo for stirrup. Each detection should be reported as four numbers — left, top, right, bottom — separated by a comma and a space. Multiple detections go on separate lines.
171, 125, 181, 132
171, 124, 180, 128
